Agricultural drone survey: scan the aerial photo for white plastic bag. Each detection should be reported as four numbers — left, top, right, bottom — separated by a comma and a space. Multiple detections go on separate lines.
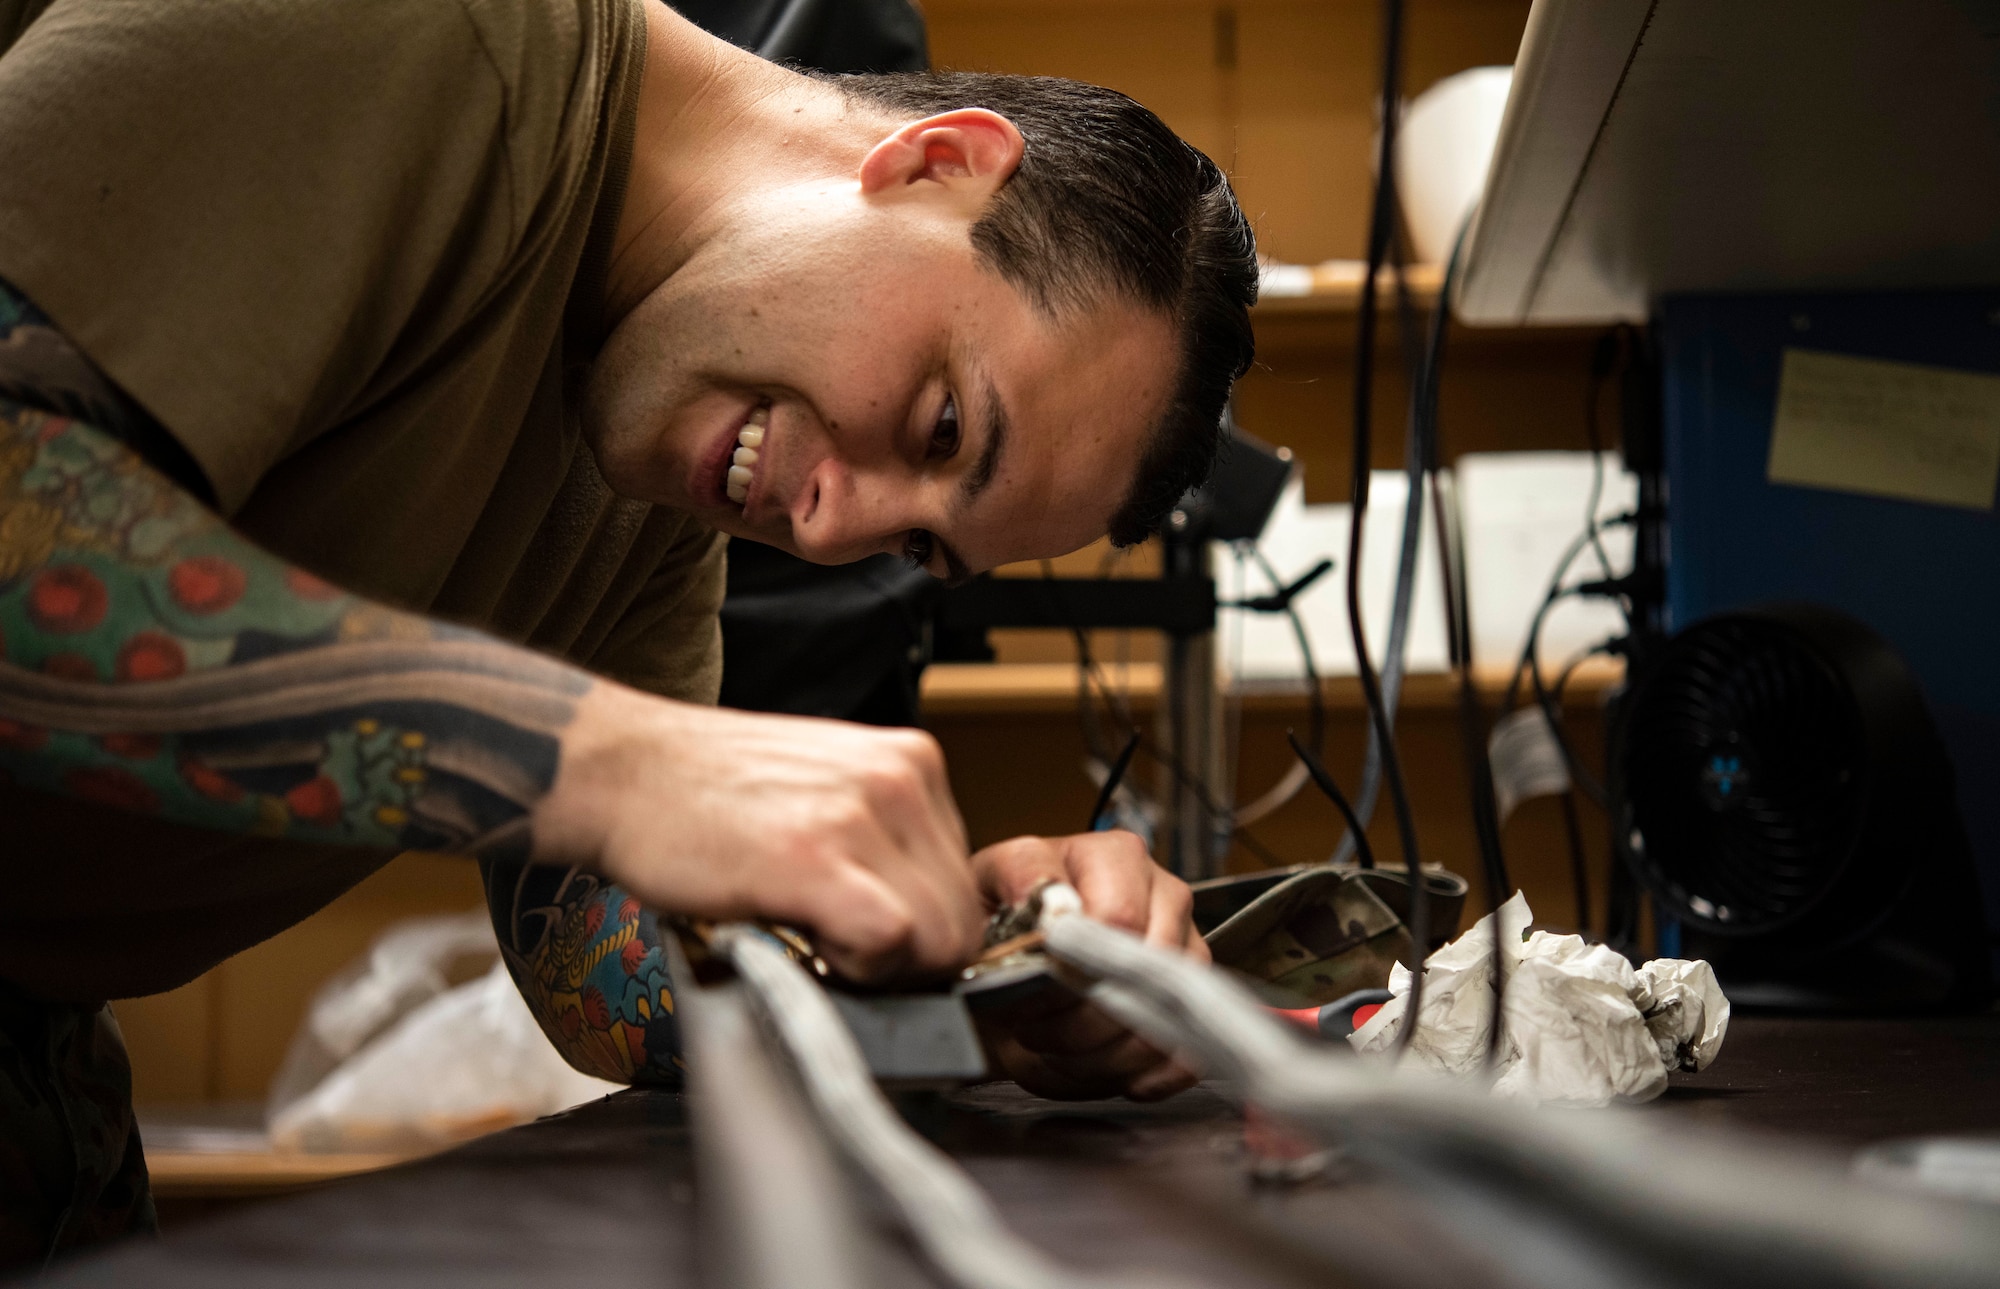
267, 911, 619, 1153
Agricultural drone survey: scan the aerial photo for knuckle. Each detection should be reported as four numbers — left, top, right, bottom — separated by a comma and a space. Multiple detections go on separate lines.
866, 901, 917, 952
1107, 829, 1150, 860
821, 796, 874, 837
859, 755, 924, 806
894, 729, 946, 774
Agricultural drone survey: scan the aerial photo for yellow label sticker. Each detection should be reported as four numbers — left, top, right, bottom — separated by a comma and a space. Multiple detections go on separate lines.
1767, 348, 2000, 511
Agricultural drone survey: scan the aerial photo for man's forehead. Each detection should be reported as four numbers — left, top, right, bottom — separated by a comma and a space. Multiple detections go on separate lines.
961, 302, 1176, 570
995, 295, 1175, 438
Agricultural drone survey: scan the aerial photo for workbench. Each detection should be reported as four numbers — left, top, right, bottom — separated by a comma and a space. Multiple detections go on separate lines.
30, 1013, 2000, 1289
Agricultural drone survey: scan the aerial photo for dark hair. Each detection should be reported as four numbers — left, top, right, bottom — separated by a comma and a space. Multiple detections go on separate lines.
829, 71, 1258, 546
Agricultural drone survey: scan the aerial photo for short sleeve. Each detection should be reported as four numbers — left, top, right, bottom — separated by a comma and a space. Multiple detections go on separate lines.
0, 0, 588, 512
586, 526, 729, 706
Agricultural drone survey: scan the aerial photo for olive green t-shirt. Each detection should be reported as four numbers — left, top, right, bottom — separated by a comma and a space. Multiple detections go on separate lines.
0, 0, 728, 1001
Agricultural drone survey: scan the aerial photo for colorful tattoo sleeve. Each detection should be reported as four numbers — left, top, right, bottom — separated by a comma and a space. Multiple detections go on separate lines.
0, 280, 682, 1083
481, 858, 682, 1086
0, 287, 589, 858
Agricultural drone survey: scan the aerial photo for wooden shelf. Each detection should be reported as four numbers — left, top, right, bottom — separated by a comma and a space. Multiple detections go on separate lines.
1250, 259, 1602, 357
1254, 260, 1446, 314
920, 656, 1624, 716
137, 1104, 444, 1198
148, 1147, 430, 1198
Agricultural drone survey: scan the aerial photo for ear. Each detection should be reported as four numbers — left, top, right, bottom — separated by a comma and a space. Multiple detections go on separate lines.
857, 108, 1025, 200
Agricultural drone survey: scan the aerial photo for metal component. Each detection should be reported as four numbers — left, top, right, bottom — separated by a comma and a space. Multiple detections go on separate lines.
712, 926, 1167, 1289
1037, 896, 2000, 1289
829, 989, 987, 1084
670, 940, 872, 1289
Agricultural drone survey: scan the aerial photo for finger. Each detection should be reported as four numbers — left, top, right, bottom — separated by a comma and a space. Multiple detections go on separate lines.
877, 807, 984, 973
1039, 1032, 1173, 1085
1068, 833, 1152, 936
856, 743, 983, 974
1183, 921, 1213, 963
1125, 1056, 1201, 1102
1014, 999, 1142, 1057
972, 836, 1065, 910
765, 857, 916, 984
1142, 868, 1199, 952
881, 728, 968, 855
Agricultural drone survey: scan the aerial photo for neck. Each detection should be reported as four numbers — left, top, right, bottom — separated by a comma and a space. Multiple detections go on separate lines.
603, 4, 883, 324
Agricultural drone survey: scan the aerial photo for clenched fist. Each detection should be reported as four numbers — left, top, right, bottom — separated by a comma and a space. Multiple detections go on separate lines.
533, 684, 987, 982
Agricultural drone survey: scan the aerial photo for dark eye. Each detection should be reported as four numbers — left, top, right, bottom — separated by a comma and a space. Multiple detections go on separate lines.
903, 529, 936, 571
930, 395, 961, 457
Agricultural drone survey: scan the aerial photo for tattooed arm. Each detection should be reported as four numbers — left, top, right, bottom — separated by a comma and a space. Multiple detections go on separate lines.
481, 857, 684, 1084
0, 298, 589, 856
0, 285, 988, 1045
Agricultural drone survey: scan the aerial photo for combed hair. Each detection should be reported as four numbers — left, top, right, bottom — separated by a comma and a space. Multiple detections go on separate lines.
828, 71, 1258, 545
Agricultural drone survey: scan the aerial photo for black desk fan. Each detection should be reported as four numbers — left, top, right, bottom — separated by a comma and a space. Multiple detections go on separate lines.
1611, 602, 1991, 1011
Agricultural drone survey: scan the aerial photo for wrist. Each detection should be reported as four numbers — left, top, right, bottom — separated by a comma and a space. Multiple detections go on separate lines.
529, 681, 684, 866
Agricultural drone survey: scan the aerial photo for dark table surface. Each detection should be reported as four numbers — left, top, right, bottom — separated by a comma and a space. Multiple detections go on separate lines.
31, 1013, 2000, 1289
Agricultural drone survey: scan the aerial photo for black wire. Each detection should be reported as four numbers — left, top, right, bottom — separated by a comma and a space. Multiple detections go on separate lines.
1286, 730, 1378, 870
1581, 331, 1620, 587
1551, 640, 1614, 938
1036, 565, 1293, 868
1417, 219, 1511, 1065
1499, 516, 1634, 716
1528, 610, 1607, 806
1551, 641, 1609, 702
1353, 0, 1426, 1053
1088, 728, 1142, 833
1250, 548, 1325, 758
1044, 559, 1119, 764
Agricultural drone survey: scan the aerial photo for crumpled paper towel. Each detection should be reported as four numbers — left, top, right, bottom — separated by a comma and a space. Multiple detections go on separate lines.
1349, 893, 1729, 1106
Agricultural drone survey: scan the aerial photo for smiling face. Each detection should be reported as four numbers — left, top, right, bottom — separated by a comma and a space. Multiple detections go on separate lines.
585, 201, 1176, 580
584, 109, 1179, 581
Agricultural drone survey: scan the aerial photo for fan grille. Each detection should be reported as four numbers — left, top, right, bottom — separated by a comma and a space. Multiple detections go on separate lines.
1624, 618, 1866, 932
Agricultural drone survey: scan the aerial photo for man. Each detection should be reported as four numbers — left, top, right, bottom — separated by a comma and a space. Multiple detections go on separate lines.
0, 0, 1258, 1266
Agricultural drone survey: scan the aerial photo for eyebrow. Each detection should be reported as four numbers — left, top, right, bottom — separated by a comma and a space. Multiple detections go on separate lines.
961, 372, 1008, 505
932, 370, 1009, 586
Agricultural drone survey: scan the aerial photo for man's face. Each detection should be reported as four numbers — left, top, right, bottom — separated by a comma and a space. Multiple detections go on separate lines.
584, 180, 1177, 580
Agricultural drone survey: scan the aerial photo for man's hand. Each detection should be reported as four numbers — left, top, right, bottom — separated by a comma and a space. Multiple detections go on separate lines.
534, 685, 987, 983
971, 832, 1207, 1102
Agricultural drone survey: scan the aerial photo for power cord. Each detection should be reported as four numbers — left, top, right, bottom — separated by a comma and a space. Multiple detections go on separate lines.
1037, 563, 1292, 869
1226, 550, 1328, 829
1351, 0, 1427, 1052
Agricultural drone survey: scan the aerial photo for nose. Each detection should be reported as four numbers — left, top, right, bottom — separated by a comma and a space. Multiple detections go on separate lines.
789, 456, 928, 566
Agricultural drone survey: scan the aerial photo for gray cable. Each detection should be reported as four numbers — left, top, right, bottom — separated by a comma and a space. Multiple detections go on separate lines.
1039, 896, 2000, 1289
1330, 375, 1427, 864
712, 927, 1167, 1289
674, 953, 873, 1289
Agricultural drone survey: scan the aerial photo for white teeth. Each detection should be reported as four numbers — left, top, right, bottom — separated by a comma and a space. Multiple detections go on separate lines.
728, 404, 770, 508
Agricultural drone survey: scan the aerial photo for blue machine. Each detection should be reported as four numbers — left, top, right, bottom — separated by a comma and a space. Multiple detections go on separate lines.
1658, 290, 2000, 970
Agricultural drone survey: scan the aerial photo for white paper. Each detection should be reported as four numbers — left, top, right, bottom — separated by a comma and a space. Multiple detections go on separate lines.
1350, 894, 1730, 1107
1215, 473, 1450, 682
1487, 706, 1573, 823
1633, 957, 1731, 1073
1457, 452, 1637, 671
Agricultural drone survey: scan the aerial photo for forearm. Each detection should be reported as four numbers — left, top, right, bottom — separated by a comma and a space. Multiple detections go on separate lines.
481, 858, 682, 1085
0, 397, 593, 858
